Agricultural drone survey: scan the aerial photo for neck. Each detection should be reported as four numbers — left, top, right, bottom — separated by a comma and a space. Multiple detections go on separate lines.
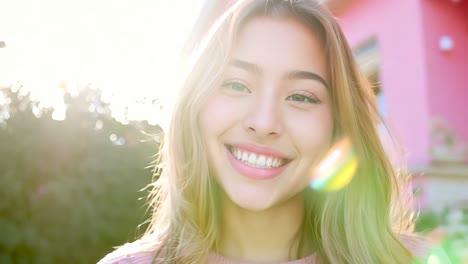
219, 192, 309, 262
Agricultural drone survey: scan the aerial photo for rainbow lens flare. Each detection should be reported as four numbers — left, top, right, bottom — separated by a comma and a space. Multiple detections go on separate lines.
309, 137, 358, 191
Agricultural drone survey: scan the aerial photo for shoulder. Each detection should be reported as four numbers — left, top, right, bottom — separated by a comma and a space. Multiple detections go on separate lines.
398, 233, 431, 258
97, 239, 164, 264
398, 233, 452, 263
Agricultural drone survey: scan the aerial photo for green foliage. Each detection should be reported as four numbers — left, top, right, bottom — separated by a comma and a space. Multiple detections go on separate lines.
0, 86, 160, 263
415, 210, 443, 233
415, 208, 468, 263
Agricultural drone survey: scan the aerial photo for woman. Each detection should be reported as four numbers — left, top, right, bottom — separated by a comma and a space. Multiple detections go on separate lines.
99, 0, 439, 263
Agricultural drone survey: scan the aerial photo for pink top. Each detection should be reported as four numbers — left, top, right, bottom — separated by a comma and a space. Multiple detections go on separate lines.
206, 253, 316, 264
98, 251, 316, 264
97, 234, 441, 264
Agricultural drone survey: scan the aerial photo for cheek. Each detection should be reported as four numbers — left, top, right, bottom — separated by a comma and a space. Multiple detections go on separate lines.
286, 108, 334, 157
199, 93, 240, 138
285, 110, 334, 189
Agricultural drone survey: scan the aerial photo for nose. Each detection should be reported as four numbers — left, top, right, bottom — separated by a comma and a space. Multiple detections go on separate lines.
243, 92, 283, 138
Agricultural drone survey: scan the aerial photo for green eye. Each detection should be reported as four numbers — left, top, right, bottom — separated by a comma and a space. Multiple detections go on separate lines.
287, 94, 320, 104
222, 82, 250, 92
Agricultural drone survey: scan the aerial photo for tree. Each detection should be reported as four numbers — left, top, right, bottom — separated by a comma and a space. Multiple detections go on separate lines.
0, 85, 160, 264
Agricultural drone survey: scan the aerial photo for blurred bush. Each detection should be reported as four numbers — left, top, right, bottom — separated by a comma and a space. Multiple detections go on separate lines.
0, 85, 159, 264
415, 207, 468, 263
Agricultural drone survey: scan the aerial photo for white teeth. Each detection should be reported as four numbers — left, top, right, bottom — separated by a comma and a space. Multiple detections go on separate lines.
248, 153, 256, 164
275, 158, 283, 167
242, 152, 249, 162
256, 155, 266, 167
273, 158, 279, 167
230, 147, 286, 168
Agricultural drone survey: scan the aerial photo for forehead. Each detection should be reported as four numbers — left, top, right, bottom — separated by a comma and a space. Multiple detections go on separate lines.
230, 16, 328, 79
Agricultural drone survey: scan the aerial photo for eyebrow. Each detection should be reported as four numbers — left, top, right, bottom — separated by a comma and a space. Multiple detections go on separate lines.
230, 59, 263, 75
229, 59, 329, 89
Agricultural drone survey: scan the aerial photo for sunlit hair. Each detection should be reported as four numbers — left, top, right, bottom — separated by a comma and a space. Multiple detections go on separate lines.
140, 0, 418, 263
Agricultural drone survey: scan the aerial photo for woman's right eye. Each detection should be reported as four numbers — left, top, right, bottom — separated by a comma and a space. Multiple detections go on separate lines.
221, 81, 251, 93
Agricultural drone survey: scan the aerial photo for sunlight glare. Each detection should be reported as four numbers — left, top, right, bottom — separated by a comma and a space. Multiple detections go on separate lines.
0, 0, 204, 127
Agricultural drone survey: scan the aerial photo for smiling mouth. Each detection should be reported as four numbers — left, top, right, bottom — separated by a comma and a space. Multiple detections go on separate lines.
226, 145, 290, 169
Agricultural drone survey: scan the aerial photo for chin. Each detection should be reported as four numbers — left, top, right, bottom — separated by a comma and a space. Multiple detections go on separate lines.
221, 181, 303, 212
218, 183, 275, 212
229, 194, 277, 212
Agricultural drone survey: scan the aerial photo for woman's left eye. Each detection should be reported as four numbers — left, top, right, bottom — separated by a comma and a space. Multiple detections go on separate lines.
286, 94, 320, 104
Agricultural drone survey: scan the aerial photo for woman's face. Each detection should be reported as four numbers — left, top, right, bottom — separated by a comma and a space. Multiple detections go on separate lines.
199, 17, 334, 211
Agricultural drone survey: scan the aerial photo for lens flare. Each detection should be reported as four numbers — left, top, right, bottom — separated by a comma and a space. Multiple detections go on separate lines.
309, 137, 358, 191
419, 245, 454, 264
427, 254, 441, 264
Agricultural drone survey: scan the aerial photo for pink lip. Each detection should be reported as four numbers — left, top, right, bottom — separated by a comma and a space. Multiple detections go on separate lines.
226, 146, 290, 180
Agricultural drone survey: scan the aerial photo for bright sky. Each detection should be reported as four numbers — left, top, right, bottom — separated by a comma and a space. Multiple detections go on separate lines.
0, 0, 204, 127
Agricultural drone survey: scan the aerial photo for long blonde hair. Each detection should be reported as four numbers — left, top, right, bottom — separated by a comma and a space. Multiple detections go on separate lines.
142, 1, 417, 263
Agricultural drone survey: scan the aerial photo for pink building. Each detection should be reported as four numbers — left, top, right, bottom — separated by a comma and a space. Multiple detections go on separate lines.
329, 0, 468, 167
328, 0, 468, 209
